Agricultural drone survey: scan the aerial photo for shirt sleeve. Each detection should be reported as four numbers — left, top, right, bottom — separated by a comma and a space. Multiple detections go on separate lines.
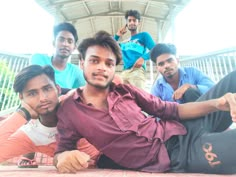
55, 99, 82, 154
192, 68, 215, 94
141, 32, 156, 60
114, 34, 120, 41
0, 113, 37, 162
0, 112, 27, 142
125, 84, 180, 121
74, 68, 86, 88
30, 53, 48, 66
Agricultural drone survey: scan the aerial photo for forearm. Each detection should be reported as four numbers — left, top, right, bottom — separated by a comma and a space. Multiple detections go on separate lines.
0, 112, 27, 141
0, 131, 35, 162
178, 99, 218, 120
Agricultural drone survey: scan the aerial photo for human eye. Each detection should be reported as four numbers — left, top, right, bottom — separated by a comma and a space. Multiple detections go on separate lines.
67, 39, 74, 44
89, 58, 98, 64
106, 61, 115, 67
158, 62, 164, 67
167, 58, 174, 63
44, 85, 53, 92
27, 91, 37, 97
58, 37, 65, 43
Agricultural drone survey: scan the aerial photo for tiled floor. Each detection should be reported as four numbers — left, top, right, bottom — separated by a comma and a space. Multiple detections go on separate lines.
1, 166, 235, 177
3, 153, 53, 166
2, 153, 236, 176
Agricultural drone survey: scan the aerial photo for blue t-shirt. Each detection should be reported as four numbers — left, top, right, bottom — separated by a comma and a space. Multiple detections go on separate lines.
114, 32, 155, 70
30, 53, 85, 89
151, 67, 215, 103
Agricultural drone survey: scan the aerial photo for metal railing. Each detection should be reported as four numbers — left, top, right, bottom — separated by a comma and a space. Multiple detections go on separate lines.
0, 47, 236, 116
0, 52, 29, 115
180, 47, 236, 82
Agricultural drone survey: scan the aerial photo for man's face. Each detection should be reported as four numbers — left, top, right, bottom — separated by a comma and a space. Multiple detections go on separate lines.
19, 74, 60, 116
126, 16, 140, 32
53, 30, 76, 59
156, 53, 179, 79
81, 45, 116, 89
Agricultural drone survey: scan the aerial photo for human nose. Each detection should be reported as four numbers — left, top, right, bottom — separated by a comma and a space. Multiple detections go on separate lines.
97, 62, 106, 71
39, 91, 48, 101
62, 39, 69, 46
163, 61, 171, 68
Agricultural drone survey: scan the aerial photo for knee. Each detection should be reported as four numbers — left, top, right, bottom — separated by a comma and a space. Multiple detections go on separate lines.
183, 88, 201, 103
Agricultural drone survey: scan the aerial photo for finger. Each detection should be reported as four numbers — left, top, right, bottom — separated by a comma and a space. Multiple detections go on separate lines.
58, 165, 77, 174
223, 93, 236, 118
69, 159, 85, 171
172, 93, 176, 100
74, 152, 90, 168
88, 159, 96, 166
229, 94, 236, 119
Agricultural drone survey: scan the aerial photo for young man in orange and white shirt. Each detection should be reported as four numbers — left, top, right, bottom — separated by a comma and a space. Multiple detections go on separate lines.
0, 65, 99, 167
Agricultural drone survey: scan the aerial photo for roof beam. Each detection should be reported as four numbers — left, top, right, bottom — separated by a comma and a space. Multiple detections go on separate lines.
69, 13, 165, 22
149, 0, 186, 6
140, 1, 151, 32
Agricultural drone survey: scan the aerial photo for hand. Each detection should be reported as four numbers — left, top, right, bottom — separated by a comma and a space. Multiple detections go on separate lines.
21, 101, 38, 119
172, 84, 196, 100
116, 25, 127, 36
133, 58, 144, 69
55, 150, 91, 173
216, 93, 236, 122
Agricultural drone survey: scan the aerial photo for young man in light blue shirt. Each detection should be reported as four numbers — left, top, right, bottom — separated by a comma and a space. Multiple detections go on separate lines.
31, 22, 85, 94
150, 43, 215, 103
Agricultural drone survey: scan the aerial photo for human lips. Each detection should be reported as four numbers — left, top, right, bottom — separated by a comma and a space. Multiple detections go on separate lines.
60, 48, 69, 53
93, 73, 108, 79
39, 103, 51, 109
164, 69, 172, 74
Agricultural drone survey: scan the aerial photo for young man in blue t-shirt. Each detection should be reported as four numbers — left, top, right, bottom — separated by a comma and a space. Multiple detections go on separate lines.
31, 22, 85, 94
114, 10, 155, 90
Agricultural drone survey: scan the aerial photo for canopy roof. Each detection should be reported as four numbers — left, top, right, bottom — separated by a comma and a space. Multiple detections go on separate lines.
35, 0, 191, 43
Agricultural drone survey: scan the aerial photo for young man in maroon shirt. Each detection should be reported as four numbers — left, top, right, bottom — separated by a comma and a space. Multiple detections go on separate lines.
54, 31, 236, 174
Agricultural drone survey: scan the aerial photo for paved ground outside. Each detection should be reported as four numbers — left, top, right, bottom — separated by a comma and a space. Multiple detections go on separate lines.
1, 166, 236, 177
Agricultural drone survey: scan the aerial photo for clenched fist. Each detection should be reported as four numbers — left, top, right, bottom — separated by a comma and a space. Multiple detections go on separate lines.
54, 150, 91, 173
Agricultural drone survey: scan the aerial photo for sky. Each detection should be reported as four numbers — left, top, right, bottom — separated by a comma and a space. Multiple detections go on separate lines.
173, 0, 236, 55
0, 0, 54, 54
0, 0, 236, 55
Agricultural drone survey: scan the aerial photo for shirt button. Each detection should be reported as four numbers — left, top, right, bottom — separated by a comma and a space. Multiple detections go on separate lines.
148, 138, 153, 142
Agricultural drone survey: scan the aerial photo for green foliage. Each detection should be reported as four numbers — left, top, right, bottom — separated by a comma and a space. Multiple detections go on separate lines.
0, 60, 18, 110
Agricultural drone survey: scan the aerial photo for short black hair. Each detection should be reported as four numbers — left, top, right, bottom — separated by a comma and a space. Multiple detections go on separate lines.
53, 22, 78, 43
150, 43, 177, 63
78, 30, 122, 65
125, 10, 141, 21
13, 65, 56, 93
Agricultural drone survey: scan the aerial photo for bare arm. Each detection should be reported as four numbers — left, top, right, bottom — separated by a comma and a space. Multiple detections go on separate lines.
178, 93, 236, 121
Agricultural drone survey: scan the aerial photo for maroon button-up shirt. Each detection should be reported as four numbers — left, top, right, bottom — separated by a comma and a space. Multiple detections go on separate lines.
56, 84, 187, 172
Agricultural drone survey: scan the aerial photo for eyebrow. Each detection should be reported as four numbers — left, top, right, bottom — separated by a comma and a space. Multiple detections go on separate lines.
25, 84, 52, 93
157, 57, 173, 65
89, 55, 115, 62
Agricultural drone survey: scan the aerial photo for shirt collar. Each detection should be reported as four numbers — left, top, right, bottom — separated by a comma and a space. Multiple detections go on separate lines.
72, 83, 117, 101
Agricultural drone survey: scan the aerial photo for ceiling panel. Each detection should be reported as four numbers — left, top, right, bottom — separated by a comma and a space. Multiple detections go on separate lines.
35, 0, 191, 43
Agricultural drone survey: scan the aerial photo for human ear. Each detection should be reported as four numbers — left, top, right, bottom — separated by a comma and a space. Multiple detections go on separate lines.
19, 93, 23, 100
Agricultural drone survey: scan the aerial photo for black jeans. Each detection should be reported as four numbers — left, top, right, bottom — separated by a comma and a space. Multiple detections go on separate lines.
182, 87, 201, 103
168, 70, 236, 174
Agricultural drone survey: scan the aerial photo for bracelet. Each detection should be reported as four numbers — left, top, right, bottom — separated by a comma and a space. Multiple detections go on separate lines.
16, 107, 31, 121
